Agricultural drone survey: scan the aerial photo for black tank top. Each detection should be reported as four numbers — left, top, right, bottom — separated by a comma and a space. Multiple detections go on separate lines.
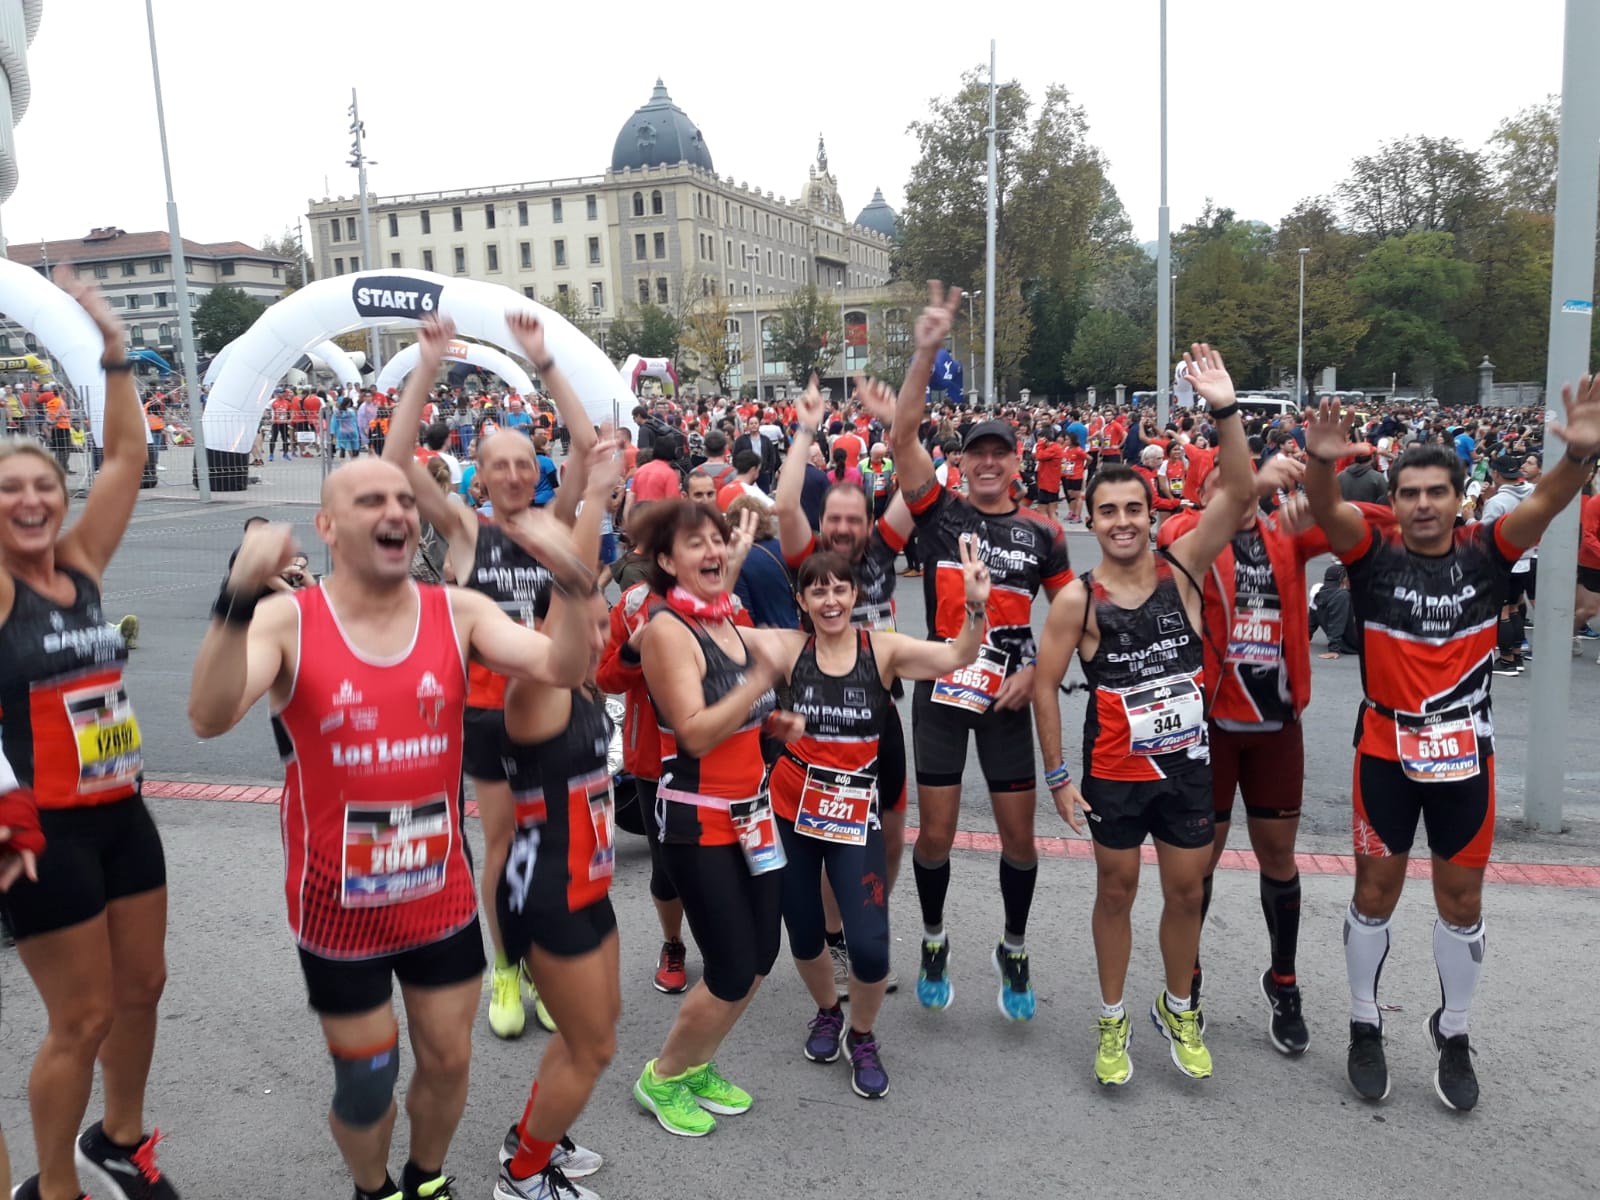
1079, 553, 1208, 781
0, 567, 140, 807
786, 631, 888, 770
466, 520, 552, 708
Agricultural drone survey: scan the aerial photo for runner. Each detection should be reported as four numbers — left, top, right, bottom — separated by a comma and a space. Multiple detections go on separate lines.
883, 282, 1072, 1021
0, 745, 44, 1199
756, 541, 990, 1100
1302, 384, 1600, 1111
629, 499, 799, 1138
384, 314, 597, 1040
0, 272, 180, 1200
1033, 343, 1254, 1086
493, 453, 618, 1200
188, 458, 600, 1200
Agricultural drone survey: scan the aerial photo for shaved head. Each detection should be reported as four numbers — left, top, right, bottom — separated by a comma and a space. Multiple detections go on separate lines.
320, 457, 412, 510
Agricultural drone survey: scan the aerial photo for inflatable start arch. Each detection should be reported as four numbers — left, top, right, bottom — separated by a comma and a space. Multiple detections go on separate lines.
619, 354, 678, 398
375, 337, 534, 399
202, 269, 630, 490
0, 258, 121, 444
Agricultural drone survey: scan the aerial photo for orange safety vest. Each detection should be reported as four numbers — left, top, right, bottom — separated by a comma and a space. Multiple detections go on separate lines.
144, 400, 165, 432
46, 397, 70, 429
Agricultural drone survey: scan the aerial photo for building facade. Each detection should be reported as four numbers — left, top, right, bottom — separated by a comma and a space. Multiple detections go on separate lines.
307, 81, 905, 401
5, 227, 290, 373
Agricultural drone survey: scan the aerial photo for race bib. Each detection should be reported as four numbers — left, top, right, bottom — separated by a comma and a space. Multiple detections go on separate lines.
1226, 598, 1283, 666
580, 772, 617, 883
795, 767, 877, 846
65, 683, 143, 794
729, 795, 786, 875
1122, 676, 1205, 756
342, 796, 453, 908
931, 644, 1009, 714
1395, 712, 1480, 783
854, 600, 896, 633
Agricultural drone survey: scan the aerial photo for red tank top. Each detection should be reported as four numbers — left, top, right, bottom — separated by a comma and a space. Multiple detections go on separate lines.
273, 584, 476, 959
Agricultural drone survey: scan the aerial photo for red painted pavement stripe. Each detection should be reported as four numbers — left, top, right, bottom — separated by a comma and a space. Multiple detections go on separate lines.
139, 780, 1600, 889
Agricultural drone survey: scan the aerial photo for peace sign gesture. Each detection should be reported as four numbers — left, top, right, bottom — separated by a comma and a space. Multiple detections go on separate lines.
914, 280, 963, 352
958, 532, 992, 609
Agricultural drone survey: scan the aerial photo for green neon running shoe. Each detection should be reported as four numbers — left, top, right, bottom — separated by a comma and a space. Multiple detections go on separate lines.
1151, 991, 1212, 1079
634, 1060, 716, 1137
680, 1060, 752, 1115
1095, 1012, 1133, 1087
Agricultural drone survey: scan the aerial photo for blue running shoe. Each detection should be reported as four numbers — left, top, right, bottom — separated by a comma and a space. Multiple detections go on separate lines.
993, 943, 1036, 1021
916, 938, 953, 1010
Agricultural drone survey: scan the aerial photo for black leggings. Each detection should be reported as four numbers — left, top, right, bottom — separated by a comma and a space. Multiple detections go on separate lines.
636, 778, 678, 903
268, 424, 293, 454
660, 840, 781, 1002
777, 815, 889, 985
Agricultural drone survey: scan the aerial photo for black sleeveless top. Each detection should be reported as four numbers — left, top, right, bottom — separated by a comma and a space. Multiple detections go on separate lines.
787, 631, 889, 767
466, 520, 552, 708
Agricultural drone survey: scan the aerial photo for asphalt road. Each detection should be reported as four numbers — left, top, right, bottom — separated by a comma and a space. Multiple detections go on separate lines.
0, 451, 1597, 1198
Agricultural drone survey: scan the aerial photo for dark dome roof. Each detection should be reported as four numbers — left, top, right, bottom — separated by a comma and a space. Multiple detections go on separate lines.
854, 187, 899, 240
611, 80, 714, 173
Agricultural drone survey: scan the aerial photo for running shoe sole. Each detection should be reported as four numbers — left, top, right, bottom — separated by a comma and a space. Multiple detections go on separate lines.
72, 1149, 139, 1200
1259, 972, 1311, 1056
632, 1080, 715, 1137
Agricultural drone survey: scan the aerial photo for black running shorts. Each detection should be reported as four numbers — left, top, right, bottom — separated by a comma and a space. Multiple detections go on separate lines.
1082, 769, 1214, 851
296, 917, 487, 1016
911, 679, 1035, 792
1352, 753, 1494, 869
0, 795, 167, 941
463, 706, 508, 781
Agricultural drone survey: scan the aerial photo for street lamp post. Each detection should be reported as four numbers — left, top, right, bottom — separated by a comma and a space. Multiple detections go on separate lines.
746, 248, 759, 404
836, 280, 847, 398
348, 89, 381, 375
983, 39, 998, 407
1155, 0, 1171, 430
1296, 247, 1310, 407
967, 290, 981, 397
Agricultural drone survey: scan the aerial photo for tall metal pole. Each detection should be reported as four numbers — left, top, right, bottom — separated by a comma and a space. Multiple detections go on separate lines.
1525, 0, 1600, 832
297, 217, 312, 287
349, 89, 381, 374
748, 249, 759, 404
144, 0, 208, 500
967, 290, 980, 398
1296, 247, 1309, 407
983, 39, 997, 409
1154, 0, 1170, 430
838, 281, 847, 398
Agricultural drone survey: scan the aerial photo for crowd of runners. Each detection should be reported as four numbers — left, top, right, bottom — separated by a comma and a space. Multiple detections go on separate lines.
1, 271, 1599, 1200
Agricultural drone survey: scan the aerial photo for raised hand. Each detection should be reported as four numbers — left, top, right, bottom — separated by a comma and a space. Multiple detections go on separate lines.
853, 375, 897, 426
913, 279, 963, 352
417, 314, 457, 362
507, 309, 551, 366
1181, 343, 1236, 412
1256, 453, 1305, 498
958, 532, 992, 609
503, 509, 592, 590
795, 375, 825, 430
1305, 398, 1356, 464
584, 436, 623, 500
227, 523, 297, 595
724, 505, 760, 581
1553, 374, 1600, 459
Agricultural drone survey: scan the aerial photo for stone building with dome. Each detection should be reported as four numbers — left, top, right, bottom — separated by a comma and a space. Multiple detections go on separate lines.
306, 81, 905, 401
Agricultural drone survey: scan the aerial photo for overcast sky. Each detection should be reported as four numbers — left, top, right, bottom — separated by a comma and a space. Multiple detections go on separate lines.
0, 0, 1568, 257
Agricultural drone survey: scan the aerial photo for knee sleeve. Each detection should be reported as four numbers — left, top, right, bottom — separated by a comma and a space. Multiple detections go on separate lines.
330, 1031, 400, 1127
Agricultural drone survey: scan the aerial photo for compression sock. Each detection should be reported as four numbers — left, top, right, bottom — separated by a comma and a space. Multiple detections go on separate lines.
1433, 917, 1487, 1038
401, 1162, 444, 1195
1260, 872, 1303, 982
999, 856, 1038, 945
1193, 872, 1215, 991
913, 854, 951, 935
825, 928, 845, 949
1343, 903, 1391, 1025
509, 1080, 557, 1177
356, 1179, 400, 1200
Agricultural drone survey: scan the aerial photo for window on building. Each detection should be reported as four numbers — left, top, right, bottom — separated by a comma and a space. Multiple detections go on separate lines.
554, 239, 567, 268
766, 250, 772, 274
484, 204, 496, 230
520, 242, 532, 269
552, 198, 563, 224
586, 194, 597, 220
109, 296, 126, 308
656, 277, 668, 305
453, 247, 466, 274
486, 244, 500, 272
388, 213, 399, 237
651, 189, 663, 215
422, 249, 434, 271
334, 257, 345, 274
272, 264, 281, 279
155, 292, 167, 306
591, 282, 604, 310
390, 253, 402, 268
121, 261, 136, 277
635, 233, 647, 261
761, 317, 786, 377
523, 287, 535, 299
653, 232, 666, 259
556, 283, 569, 298
350, 255, 360, 271
789, 255, 796, 280
845, 310, 869, 374
451, 206, 463, 232
517, 200, 528, 226
632, 192, 645, 217
221, 261, 236, 276
638, 279, 650, 305
22, 333, 34, 350
149, 258, 164, 273
695, 193, 702, 217
347, 217, 357, 240
420, 210, 432, 234
130, 326, 145, 347
725, 239, 733, 265
331, 220, 342, 243
127, 295, 140, 310
158, 324, 171, 342
91, 264, 108, 279
587, 237, 601, 265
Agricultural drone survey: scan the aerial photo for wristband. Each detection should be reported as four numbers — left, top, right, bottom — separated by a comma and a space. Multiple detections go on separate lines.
1044, 764, 1071, 791
1306, 451, 1337, 465
1208, 402, 1240, 421
212, 583, 259, 626
619, 642, 642, 666
534, 357, 556, 373
1566, 448, 1598, 468
552, 571, 599, 598
102, 358, 135, 374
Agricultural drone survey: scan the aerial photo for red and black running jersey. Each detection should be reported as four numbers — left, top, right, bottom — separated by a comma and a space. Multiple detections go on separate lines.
465, 519, 552, 709
500, 688, 616, 914
771, 631, 888, 820
1342, 517, 1520, 761
1079, 555, 1209, 781
785, 519, 907, 632
1210, 528, 1294, 728
907, 481, 1072, 669
655, 610, 776, 846
273, 583, 476, 959
0, 568, 141, 810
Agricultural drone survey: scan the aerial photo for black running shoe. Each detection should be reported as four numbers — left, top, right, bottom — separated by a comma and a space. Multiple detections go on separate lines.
8, 1176, 86, 1200
1347, 1020, 1390, 1101
1260, 970, 1310, 1056
1426, 1007, 1479, 1112
75, 1122, 179, 1199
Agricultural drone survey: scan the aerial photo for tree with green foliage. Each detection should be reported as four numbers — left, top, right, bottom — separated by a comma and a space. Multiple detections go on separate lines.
1350, 231, 1475, 391
542, 288, 600, 343
1064, 309, 1149, 391
1490, 95, 1559, 214
606, 303, 679, 363
259, 230, 305, 290
678, 292, 735, 394
193, 286, 267, 354
770, 285, 838, 384
1338, 136, 1494, 242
